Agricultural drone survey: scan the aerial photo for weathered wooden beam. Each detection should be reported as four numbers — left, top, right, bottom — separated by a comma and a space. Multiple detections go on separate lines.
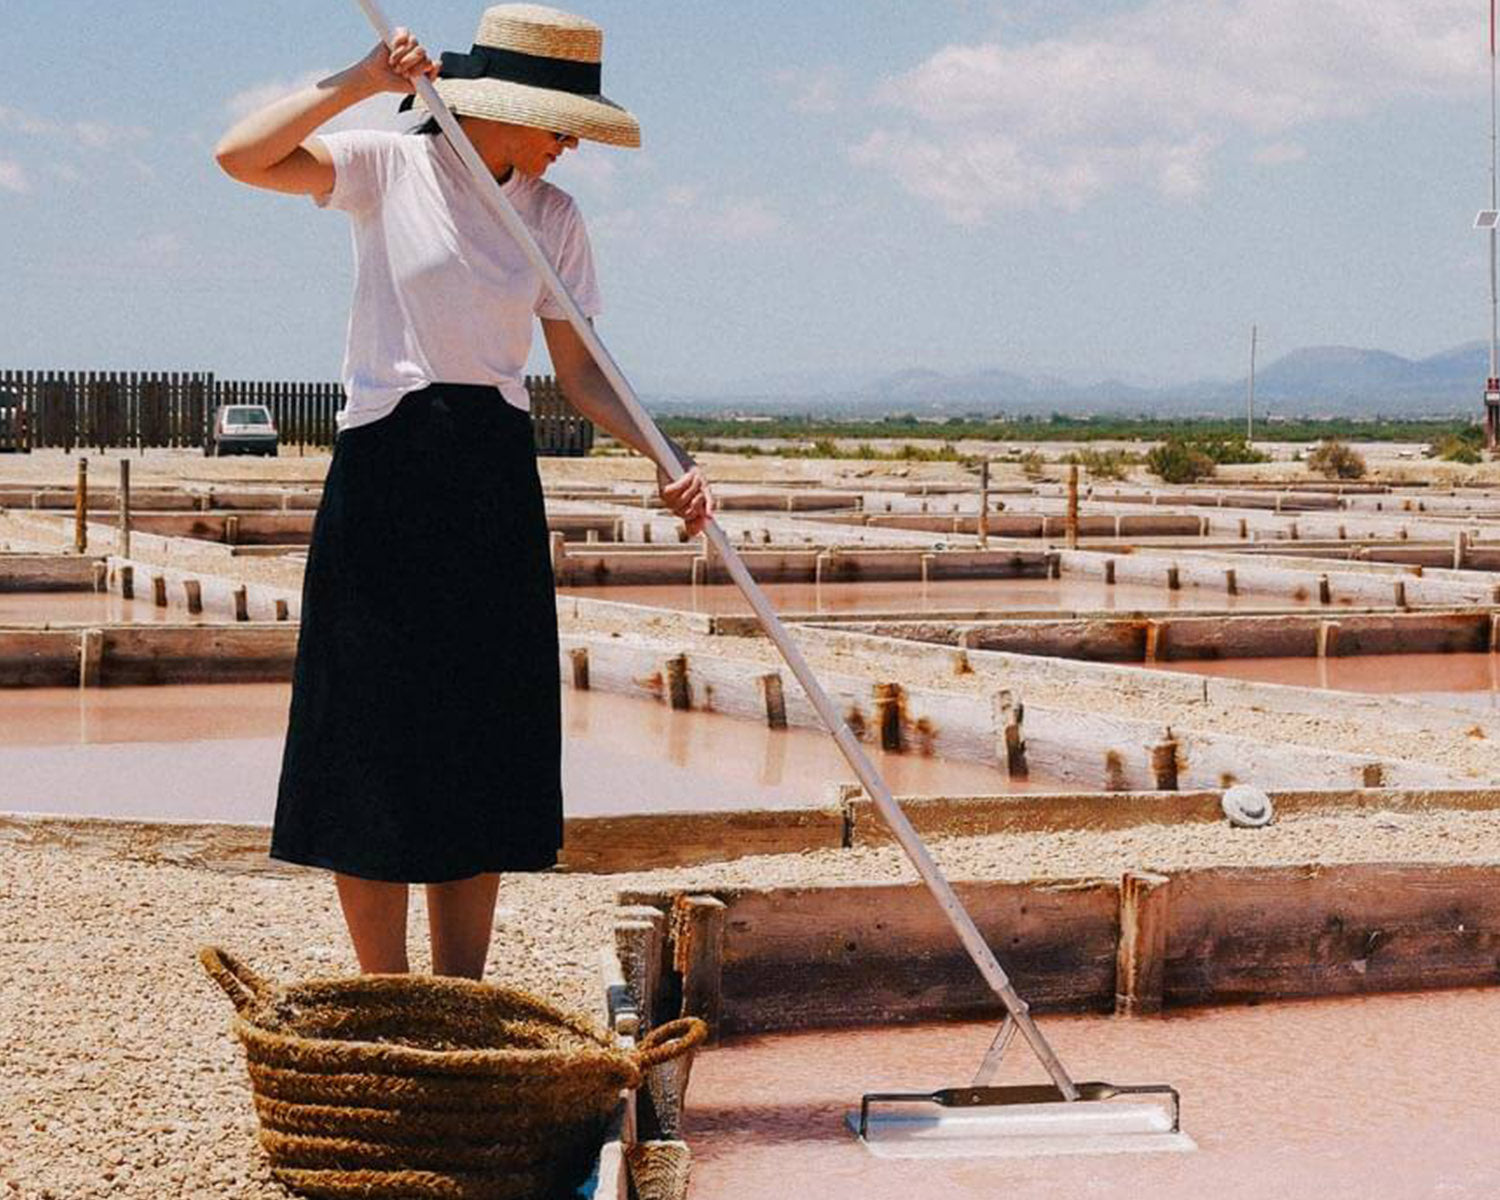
1115, 870, 1172, 1017
1164, 863, 1500, 1005
673, 895, 726, 1041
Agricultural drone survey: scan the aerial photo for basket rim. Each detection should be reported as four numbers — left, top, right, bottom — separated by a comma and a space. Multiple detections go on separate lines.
230, 1013, 641, 1080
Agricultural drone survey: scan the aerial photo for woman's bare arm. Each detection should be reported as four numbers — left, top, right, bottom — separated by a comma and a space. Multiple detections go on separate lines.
213, 29, 436, 195
542, 318, 714, 535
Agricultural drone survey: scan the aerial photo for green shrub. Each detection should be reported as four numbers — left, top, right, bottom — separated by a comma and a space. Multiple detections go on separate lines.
1062, 447, 1141, 481
1306, 440, 1367, 479
1427, 428, 1484, 464
1147, 438, 1216, 483
1194, 435, 1269, 465
1019, 449, 1046, 480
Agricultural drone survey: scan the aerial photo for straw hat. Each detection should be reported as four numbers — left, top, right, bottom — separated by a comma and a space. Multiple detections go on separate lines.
403, 4, 640, 148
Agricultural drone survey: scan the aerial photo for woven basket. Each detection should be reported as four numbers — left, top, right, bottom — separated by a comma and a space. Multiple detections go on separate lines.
200, 947, 705, 1200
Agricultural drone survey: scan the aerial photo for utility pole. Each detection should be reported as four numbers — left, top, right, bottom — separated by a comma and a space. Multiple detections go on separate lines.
1484, 1, 1500, 450
1246, 324, 1257, 445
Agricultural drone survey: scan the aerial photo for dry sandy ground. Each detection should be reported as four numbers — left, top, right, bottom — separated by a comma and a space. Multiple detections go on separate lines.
6, 441, 1498, 491
4, 803, 1499, 1200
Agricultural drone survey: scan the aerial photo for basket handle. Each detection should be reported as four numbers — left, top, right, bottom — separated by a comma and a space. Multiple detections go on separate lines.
198, 946, 273, 1015
633, 1017, 708, 1071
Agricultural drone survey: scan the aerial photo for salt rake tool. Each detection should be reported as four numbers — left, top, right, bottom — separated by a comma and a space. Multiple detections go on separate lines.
353, 0, 1193, 1160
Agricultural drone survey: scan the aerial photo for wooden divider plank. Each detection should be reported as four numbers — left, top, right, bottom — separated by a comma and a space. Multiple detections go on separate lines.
1164, 863, 1500, 1005
713, 879, 1120, 1034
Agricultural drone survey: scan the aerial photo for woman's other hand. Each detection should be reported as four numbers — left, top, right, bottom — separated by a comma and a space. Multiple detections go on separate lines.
358, 27, 440, 94
657, 463, 714, 538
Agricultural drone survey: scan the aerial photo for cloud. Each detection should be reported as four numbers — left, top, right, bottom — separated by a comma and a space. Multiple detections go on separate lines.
0, 160, 29, 194
0, 105, 148, 150
853, 0, 1480, 222
774, 66, 843, 114
223, 72, 408, 134
1252, 140, 1309, 166
592, 186, 784, 250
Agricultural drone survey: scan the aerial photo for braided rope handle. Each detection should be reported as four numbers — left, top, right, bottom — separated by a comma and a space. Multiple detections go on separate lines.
199, 946, 274, 1015
632, 1018, 708, 1072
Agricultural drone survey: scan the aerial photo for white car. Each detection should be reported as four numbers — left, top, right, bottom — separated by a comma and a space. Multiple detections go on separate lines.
211, 404, 279, 456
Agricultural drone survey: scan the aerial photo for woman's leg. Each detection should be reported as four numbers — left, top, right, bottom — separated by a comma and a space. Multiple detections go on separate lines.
426, 872, 501, 979
335, 874, 411, 973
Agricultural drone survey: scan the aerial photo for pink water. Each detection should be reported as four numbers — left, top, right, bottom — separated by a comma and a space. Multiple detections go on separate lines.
1155, 653, 1500, 713
557, 579, 1312, 615
0, 591, 207, 623
686, 988, 1500, 1199
0, 685, 1050, 822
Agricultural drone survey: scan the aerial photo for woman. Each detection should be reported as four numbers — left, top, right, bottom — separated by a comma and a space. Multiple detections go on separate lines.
214, 5, 711, 980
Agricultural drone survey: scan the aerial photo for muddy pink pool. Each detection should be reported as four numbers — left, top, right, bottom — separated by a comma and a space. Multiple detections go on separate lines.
685, 987, 1500, 1199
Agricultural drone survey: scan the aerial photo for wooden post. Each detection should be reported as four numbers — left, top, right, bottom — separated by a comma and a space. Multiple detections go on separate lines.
614, 906, 667, 1030
664, 654, 691, 710
1393, 580, 1407, 609
1066, 463, 1079, 549
1238, 517, 1248, 539
875, 682, 905, 752
1317, 573, 1331, 605
674, 895, 726, 1041
1454, 531, 1468, 570
78, 628, 103, 689
1144, 620, 1164, 663
119, 564, 133, 600
224, 515, 240, 545
993, 690, 1027, 779
233, 585, 249, 622
569, 647, 591, 690
1165, 564, 1180, 591
920, 553, 933, 586
151, 574, 167, 608
118, 459, 131, 559
1103, 558, 1116, 585
549, 531, 567, 582
1115, 870, 1171, 1017
91, 561, 107, 592
977, 458, 990, 548
1317, 621, 1339, 658
1150, 732, 1179, 791
759, 672, 787, 729
183, 579, 203, 615
74, 457, 88, 553
1224, 567, 1237, 596
274, 598, 289, 621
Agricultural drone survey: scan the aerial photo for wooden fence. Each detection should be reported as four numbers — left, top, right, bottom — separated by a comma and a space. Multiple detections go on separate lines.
0, 369, 594, 456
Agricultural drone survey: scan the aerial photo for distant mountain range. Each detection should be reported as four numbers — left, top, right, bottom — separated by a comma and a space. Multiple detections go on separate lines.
644, 341, 1497, 418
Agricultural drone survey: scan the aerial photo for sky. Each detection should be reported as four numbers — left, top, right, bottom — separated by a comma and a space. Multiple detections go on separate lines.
2, 0, 1498, 396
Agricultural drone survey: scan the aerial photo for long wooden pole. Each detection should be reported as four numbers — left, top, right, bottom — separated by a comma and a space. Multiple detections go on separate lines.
354, 0, 1080, 1100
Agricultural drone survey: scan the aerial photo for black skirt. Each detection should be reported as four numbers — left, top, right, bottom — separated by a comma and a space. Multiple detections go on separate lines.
271, 384, 562, 883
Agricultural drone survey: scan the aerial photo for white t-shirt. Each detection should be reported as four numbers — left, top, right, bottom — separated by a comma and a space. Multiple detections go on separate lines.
313, 128, 601, 431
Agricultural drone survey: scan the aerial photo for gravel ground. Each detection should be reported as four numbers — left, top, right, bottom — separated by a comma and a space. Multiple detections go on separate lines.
4, 802, 1499, 1200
